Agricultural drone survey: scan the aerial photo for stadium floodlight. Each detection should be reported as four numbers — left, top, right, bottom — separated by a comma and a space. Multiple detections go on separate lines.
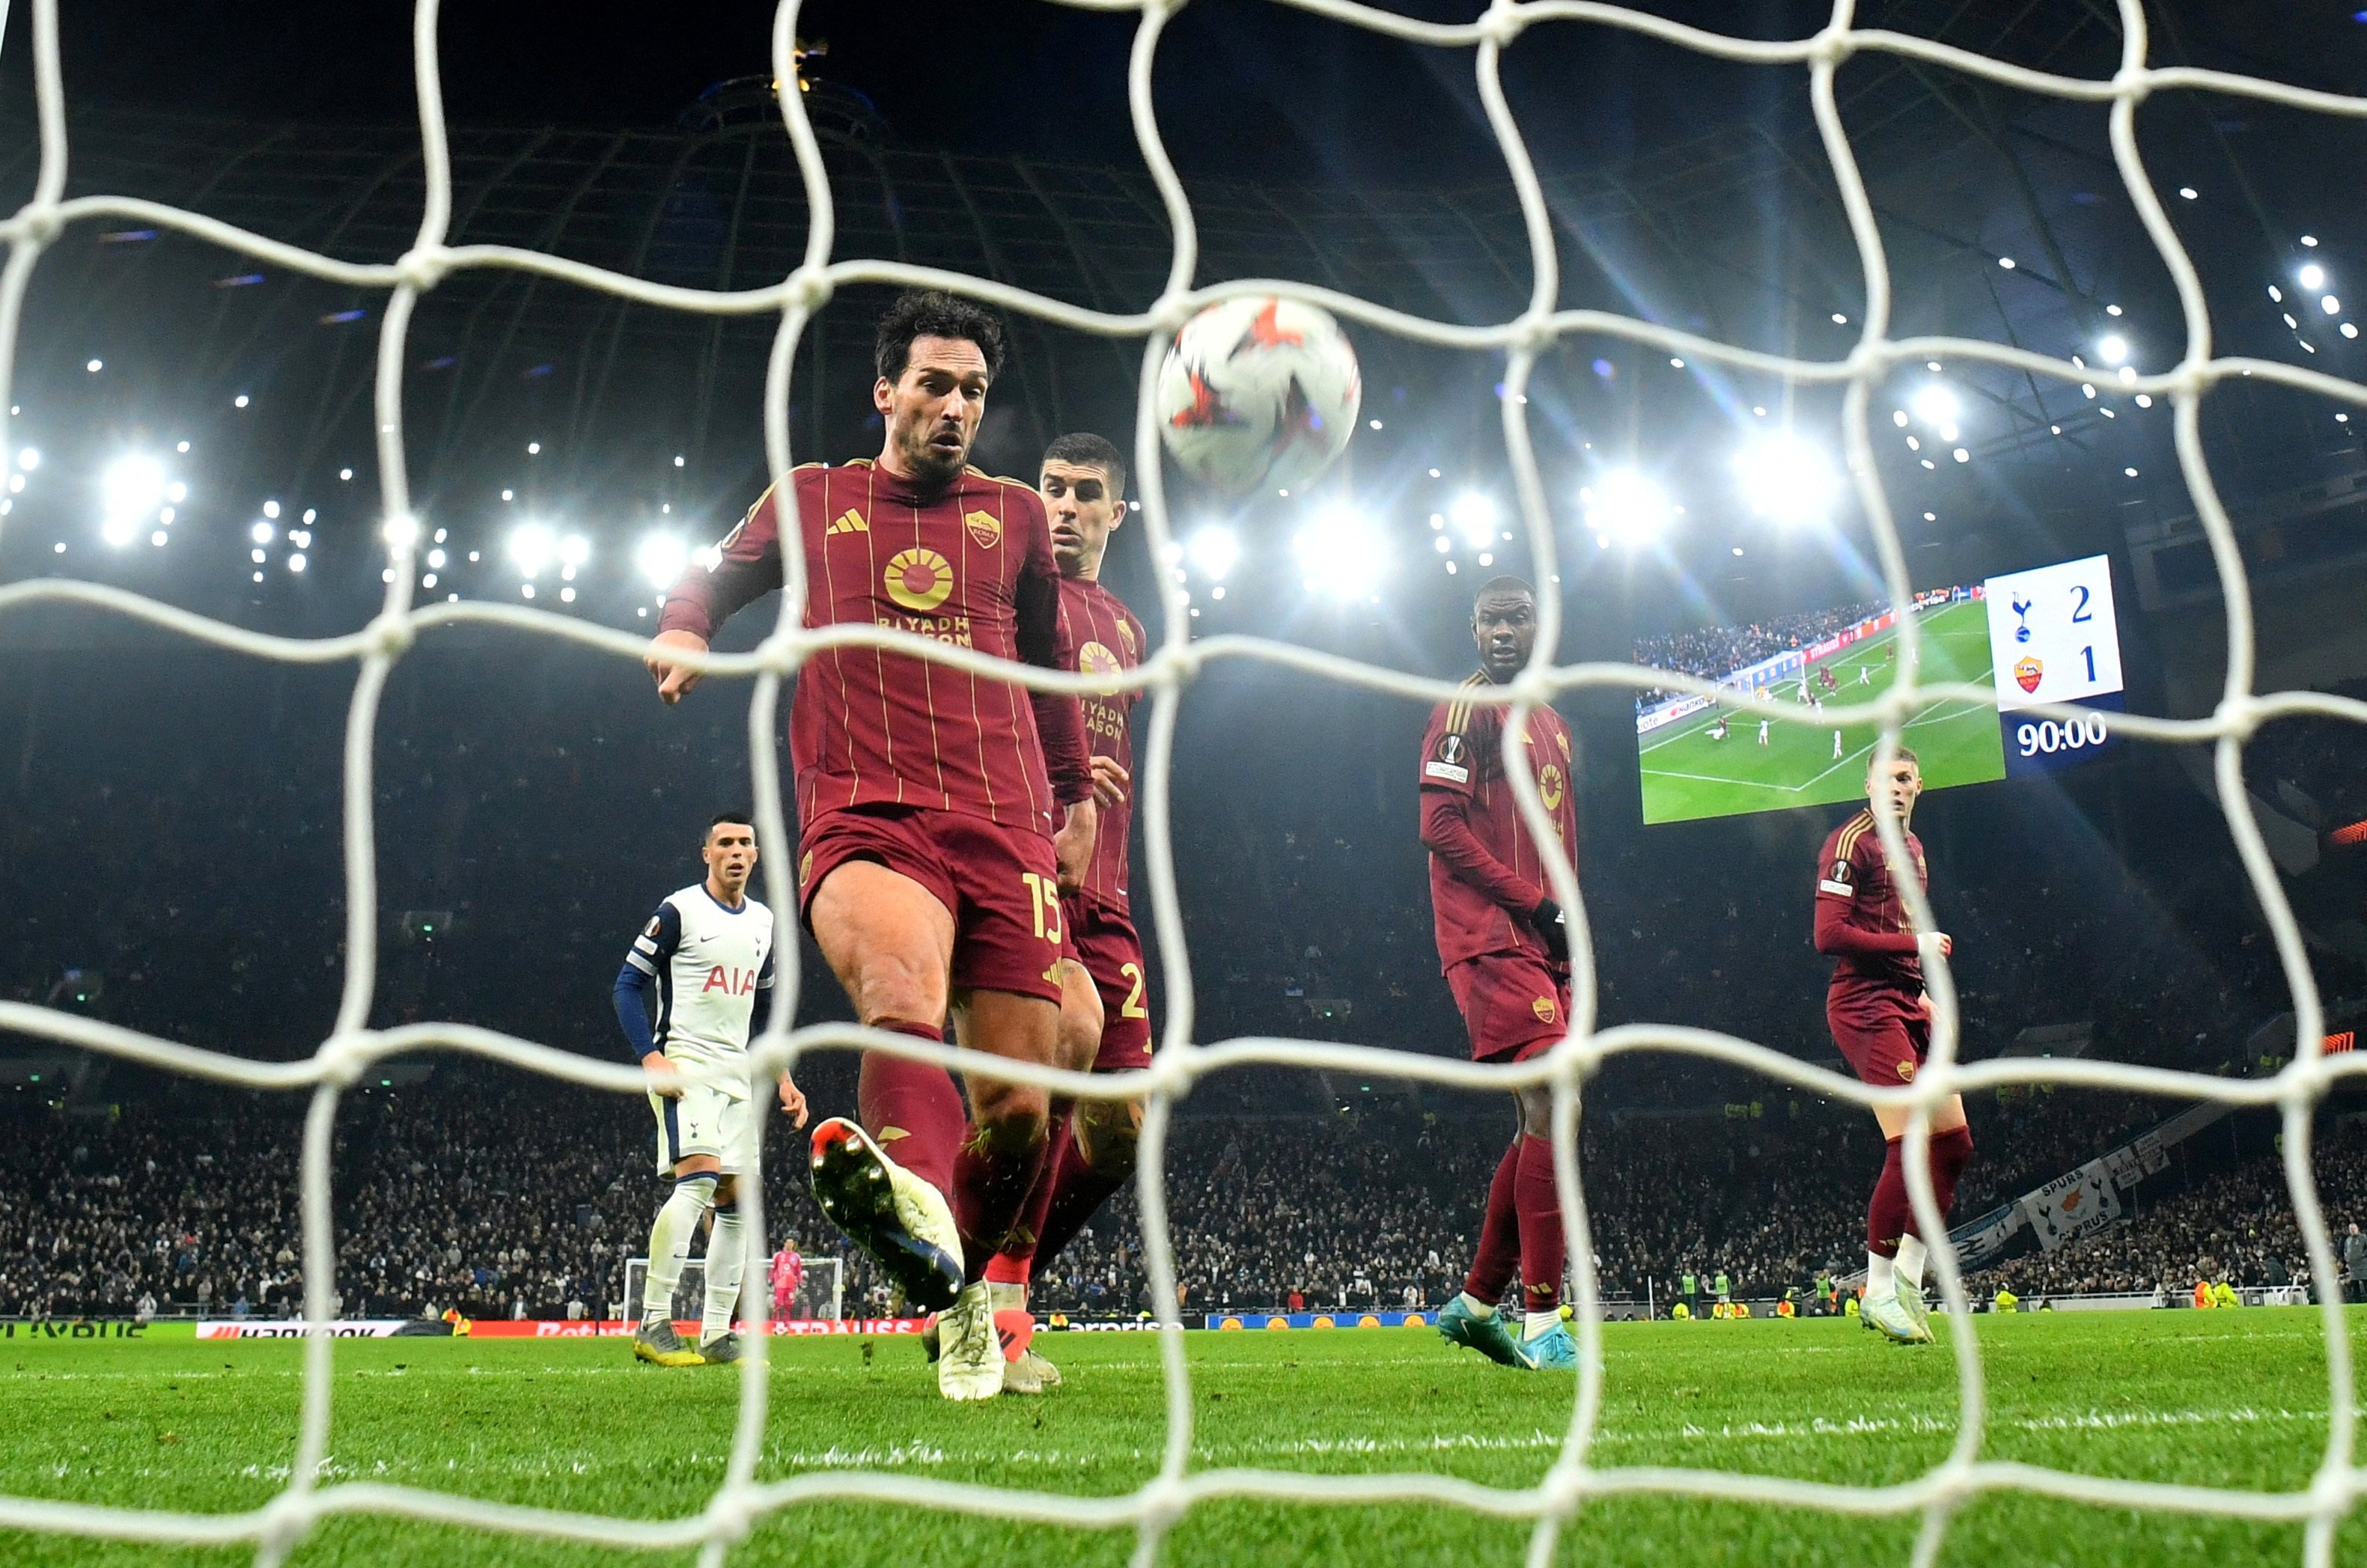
634, 531, 689, 590
16, 447, 36, 471
1182, 524, 1240, 582
1731, 436, 1842, 528
1581, 468, 1674, 546
1292, 507, 1386, 597
559, 533, 591, 568
1908, 382, 1960, 428
251, 521, 275, 545
381, 513, 420, 552
99, 454, 168, 543
1447, 492, 1499, 549
2096, 334, 2130, 367
2300, 262, 2327, 290
508, 522, 557, 579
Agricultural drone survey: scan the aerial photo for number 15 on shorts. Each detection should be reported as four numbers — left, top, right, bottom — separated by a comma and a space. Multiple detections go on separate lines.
1020, 871, 1064, 945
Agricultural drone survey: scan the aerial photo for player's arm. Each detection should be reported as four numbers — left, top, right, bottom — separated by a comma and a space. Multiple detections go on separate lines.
1015, 503, 1097, 889
1418, 713, 1565, 959
615, 903, 684, 1090
749, 943, 809, 1126
1811, 849, 1934, 959
646, 489, 787, 704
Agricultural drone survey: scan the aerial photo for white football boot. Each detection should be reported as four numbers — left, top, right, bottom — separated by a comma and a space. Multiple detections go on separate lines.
937, 1280, 1006, 1400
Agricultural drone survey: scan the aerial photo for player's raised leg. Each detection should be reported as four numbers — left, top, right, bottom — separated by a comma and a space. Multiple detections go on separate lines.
805, 858, 967, 1316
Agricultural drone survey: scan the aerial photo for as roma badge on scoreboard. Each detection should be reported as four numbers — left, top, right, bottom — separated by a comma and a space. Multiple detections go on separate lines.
2014, 656, 2043, 695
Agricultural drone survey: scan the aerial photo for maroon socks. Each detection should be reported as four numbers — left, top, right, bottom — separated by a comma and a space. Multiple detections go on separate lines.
1461, 1141, 1522, 1304
856, 1024, 965, 1196
1514, 1133, 1567, 1313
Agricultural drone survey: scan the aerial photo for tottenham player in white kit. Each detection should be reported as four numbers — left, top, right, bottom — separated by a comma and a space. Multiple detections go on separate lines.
614, 813, 808, 1366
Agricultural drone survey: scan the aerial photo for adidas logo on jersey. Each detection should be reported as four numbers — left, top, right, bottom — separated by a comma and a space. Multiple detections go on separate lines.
827, 508, 868, 536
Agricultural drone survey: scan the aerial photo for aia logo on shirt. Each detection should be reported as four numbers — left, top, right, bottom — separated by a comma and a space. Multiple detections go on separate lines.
701, 966, 761, 997
885, 548, 955, 613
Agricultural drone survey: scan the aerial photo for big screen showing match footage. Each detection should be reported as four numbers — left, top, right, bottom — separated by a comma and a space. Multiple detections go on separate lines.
1633, 555, 2127, 826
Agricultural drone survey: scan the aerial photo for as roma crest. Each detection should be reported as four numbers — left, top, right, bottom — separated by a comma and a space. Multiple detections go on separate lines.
2014, 656, 2042, 695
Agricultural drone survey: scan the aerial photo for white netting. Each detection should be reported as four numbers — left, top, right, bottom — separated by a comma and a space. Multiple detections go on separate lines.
2, 0, 2367, 1563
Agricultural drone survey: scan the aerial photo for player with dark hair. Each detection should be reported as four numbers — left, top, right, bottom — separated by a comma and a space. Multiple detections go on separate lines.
980, 430, 1150, 1391
1423, 576, 1583, 1372
1814, 748, 1970, 1345
614, 813, 808, 1367
644, 289, 1095, 1400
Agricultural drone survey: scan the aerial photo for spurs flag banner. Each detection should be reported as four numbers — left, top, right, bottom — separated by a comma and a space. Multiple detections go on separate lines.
2017, 1159, 2124, 1251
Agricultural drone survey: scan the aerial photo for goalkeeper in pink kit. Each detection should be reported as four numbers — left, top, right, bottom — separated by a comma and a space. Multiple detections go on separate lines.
770, 1245, 805, 1315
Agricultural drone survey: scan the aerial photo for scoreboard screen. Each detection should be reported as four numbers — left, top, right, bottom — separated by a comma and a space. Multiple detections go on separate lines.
1980, 553, 2126, 777
1633, 554, 2130, 825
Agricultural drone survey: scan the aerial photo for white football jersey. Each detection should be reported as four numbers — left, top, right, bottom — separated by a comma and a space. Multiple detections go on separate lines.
623, 883, 776, 1082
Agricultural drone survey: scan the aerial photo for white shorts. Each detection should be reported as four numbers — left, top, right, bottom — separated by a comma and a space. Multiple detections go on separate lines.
651, 1080, 756, 1175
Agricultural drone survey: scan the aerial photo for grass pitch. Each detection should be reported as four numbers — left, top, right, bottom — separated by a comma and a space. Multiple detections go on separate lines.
1639, 601, 2008, 826
1, 1311, 2360, 1566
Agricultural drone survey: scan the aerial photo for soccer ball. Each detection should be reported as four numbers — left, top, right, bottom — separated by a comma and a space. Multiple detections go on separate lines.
1154, 296, 1362, 492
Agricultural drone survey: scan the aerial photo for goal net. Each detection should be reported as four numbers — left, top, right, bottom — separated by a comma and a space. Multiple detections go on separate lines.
622, 1256, 843, 1328
2, 0, 2366, 1563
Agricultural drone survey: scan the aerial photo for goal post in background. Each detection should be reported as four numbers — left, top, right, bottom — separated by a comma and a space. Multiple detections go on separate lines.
0, 0, 2365, 1563
621, 1256, 844, 1328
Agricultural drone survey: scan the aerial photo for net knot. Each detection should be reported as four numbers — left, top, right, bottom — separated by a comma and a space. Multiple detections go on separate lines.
784, 265, 834, 315
1806, 25, 1856, 67
1149, 292, 1200, 338
1136, 1475, 1192, 1533
394, 244, 452, 293
1541, 1462, 1588, 1517
8, 201, 62, 247
365, 609, 417, 661
314, 1031, 375, 1088
703, 1486, 761, 1549
755, 628, 804, 676
1508, 311, 1556, 358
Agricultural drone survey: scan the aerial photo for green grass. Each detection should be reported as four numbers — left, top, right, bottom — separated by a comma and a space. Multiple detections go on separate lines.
2, 1311, 2363, 1565
1639, 601, 2008, 826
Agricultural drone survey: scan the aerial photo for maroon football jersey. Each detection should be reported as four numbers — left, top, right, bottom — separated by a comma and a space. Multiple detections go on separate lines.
1419, 673, 1579, 968
659, 461, 1089, 835
1815, 808, 1928, 992
1058, 575, 1146, 914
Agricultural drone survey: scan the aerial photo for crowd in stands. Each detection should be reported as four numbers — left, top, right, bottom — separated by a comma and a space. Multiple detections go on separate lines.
1983, 1129, 2367, 1299
1, 625, 2357, 1326
1630, 600, 1888, 713
1, 1071, 2348, 1323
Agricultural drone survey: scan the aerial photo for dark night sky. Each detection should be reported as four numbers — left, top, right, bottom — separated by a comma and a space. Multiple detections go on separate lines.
25, 1, 2367, 195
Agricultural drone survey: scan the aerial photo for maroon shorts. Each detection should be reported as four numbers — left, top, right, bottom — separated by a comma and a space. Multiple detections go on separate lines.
798, 804, 1064, 1007
1446, 947, 1574, 1064
1068, 899, 1153, 1071
1828, 986, 1930, 1085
